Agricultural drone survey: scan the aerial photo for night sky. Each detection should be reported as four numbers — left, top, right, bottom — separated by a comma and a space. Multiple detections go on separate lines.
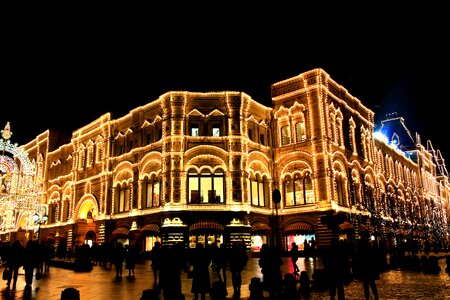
2, 7, 449, 163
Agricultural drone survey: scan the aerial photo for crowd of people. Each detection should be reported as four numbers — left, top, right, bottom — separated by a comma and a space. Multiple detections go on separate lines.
1, 236, 449, 300
0, 240, 53, 295
148, 241, 249, 300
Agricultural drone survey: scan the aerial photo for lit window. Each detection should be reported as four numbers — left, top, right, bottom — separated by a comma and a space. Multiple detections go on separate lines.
188, 170, 225, 204
281, 125, 290, 145
296, 122, 306, 142
191, 127, 199, 136
212, 126, 220, 137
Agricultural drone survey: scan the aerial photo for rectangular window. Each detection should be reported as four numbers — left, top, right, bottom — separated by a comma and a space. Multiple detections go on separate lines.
258, 182, 264, 206
212, 125, 220, 137
296, 122, 307, 142
260, 134, 265, 145
119, 189, 125, 212
213, 175, 224, 203
189, 176, 200, 204
305, 178, 314, 204
281, 126, 290, 145
191, 126, 200, 136
252, 181, 259, 206
200, 175, 211, 203
146, 182, 152, 208
153, 182, 160, 206
124, 188, 130, 211
285, 181, 294, 206
295, 180, 303, 205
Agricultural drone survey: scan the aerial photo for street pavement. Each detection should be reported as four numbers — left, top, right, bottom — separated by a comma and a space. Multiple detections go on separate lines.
0, 254, 449, 299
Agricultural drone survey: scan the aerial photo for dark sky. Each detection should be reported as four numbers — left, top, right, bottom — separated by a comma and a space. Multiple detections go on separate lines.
2, 6, 449, 163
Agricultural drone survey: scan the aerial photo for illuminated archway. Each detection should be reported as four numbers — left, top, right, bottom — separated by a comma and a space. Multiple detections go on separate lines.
76, 195, 99, 221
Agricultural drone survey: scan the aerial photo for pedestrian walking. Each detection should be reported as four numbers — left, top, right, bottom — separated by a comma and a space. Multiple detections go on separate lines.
211, 242, 228, 285
159, 243, 186, 299
189, 243, 211, 300
22, 240, 39, 294
125, 244, 137, 278
229, 241, 249, 299
355, 236, 381, 300
150, 241, 161, 289
260, 245, 283, 298
112, 242, 125, 281
4, 240, 23, 290
290, 241, 300, 274
323, 238, 351, 300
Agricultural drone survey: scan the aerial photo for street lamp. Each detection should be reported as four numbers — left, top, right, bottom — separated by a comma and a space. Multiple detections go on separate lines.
33, 212, 48, 241
272, 188, 281, 250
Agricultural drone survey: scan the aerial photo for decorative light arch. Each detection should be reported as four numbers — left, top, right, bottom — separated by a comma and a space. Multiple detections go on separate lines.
0, 122, 43, 233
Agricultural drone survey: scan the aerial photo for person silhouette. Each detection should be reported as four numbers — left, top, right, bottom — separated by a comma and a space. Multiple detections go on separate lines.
150, 241, 162, 289
112, 242, 125, 281
323, 238, 350, 300
190, 243, 211, 300
229, 241, 249, 299
4, 240, 24, 290
290, 241, 300, 274
356, 236, 381, 300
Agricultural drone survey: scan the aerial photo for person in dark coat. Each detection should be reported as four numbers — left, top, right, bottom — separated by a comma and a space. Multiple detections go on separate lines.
22, 240, 39, 293
150, 241, 162, 289
323, 238, 351, 300
211, 242, 228, 285
159, 243, 187, 299
189, 243, 211, 300
125, 244, 137, 278
290, 241, 300, 274
260, 244, 283, 298
229, 241, 249, 299
4, 240, 24, 289
356, 237, 381, 300
112, 242, 125, 281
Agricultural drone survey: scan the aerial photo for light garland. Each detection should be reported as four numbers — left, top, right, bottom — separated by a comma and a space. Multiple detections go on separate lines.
0, 123, 43, 233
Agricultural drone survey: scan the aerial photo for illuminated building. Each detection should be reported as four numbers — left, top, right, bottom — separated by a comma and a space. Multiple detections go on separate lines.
2, 68, 448, 254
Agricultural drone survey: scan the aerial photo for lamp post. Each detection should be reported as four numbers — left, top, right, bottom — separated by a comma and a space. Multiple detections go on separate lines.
33, 212, 48, 242
272, 188, 281, 250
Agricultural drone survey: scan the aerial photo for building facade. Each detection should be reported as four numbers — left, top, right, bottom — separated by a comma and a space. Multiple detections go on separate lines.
2, 68, 449, 255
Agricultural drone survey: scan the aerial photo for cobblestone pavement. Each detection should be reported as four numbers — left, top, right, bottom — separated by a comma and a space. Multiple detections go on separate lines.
0, 255, 449, 299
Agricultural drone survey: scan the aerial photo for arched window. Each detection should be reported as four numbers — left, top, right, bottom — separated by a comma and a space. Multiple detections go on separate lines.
86, 144, 94, 167
296, 121, 306, 142
303, 173, 314, 204
188, 169, 225, 204
336, 176, 347, 207
49, 203, 59, 224
95, 141, 102, 163
284, 172, 314, 207
281, 125, 290, 146
62, 199, 70, 221
250, 174, 267, 207
114, 182, 131, 213
78, 146, 85, 169
142, 174, 161, 208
